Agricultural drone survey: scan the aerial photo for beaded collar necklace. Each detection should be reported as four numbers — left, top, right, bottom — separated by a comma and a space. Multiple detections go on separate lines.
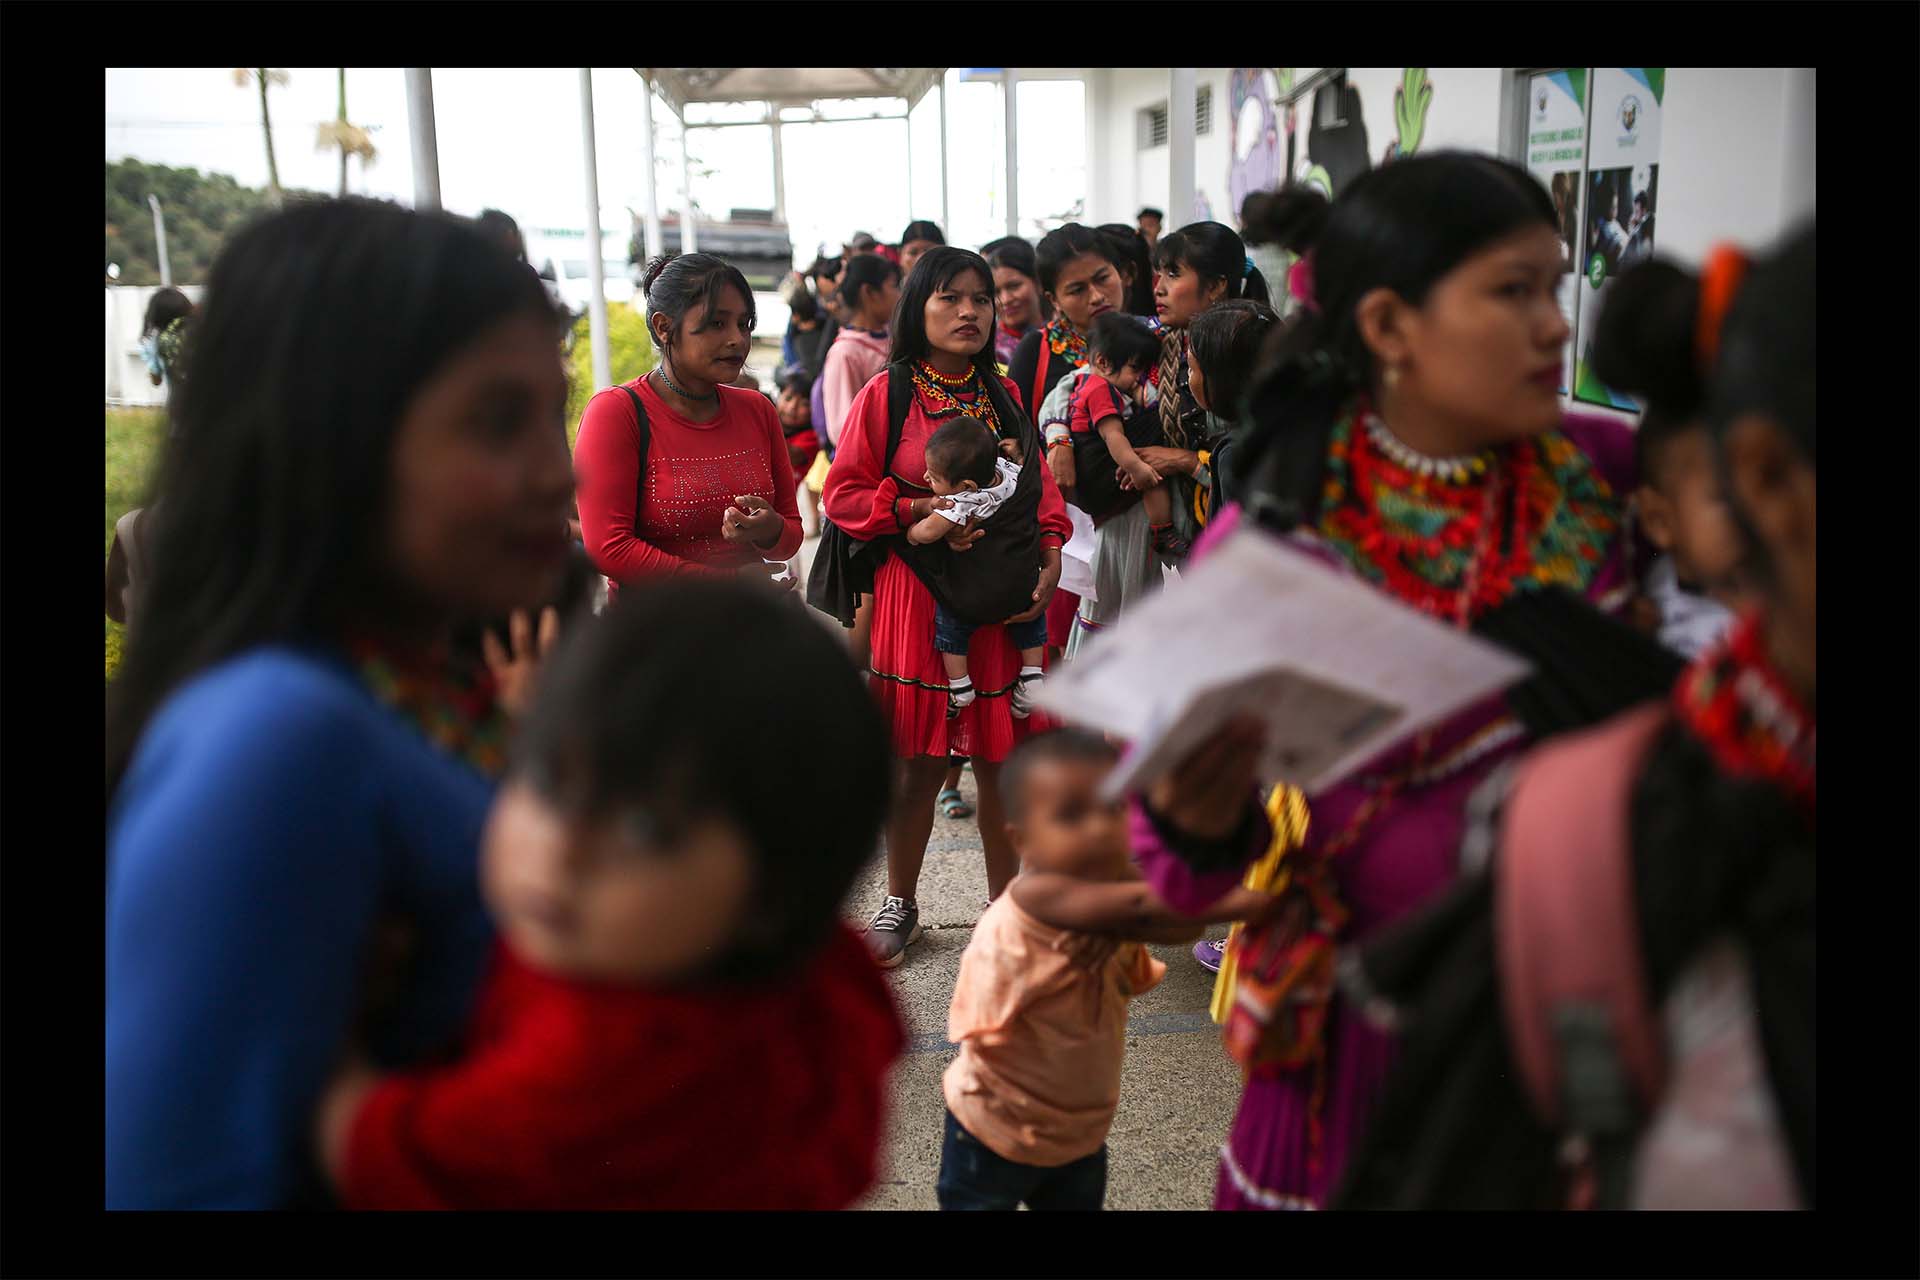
912, 359, 1002, 438
1673, 610, 1815, 819
1362, 413, 1495, 485
1317, 398, 1619, 625
346, 634, 510, 779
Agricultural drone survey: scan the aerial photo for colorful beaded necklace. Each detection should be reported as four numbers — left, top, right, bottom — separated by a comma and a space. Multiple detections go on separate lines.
912, 359, 1002, 439
1315, 398, 1620, 624
1042, 313, 1089, 367
1672, 610, 1815, 819
347, 634, 511, 779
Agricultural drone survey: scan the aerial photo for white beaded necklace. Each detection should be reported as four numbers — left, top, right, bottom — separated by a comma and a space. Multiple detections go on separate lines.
1363, 413, 1496, 485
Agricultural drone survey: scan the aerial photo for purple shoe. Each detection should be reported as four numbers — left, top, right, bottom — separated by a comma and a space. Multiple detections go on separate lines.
1193, 937, 1227, 974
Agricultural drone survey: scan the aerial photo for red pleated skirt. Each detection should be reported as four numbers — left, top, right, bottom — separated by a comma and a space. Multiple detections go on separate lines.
1045, 588, 1080, 648
867, 555, 1056, 762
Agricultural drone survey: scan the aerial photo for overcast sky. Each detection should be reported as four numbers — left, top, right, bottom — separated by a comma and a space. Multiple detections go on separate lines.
106, 68, 1088, 267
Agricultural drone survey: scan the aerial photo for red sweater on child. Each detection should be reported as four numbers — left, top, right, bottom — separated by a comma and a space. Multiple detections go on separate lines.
340, 924, 905, 1210
574, 377, 803, 594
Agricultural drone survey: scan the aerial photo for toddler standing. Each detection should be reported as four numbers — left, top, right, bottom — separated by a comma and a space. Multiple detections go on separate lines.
938, 729, 1279, 1210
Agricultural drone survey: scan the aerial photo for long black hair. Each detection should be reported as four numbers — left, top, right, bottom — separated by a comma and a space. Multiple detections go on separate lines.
888, 245, 1002, 383
1153, 220, 1272, 311
836, 252, 900, 320
981, 235, 1052, 325
640, 252, 756, 352
1098, 223, 1158, 316
1236, 153, 1560, 513
141, 286, 194, 338
1188, 298, 1281, 423
899, 219, 946, 248
1033, 222, 1128, 298
106, 198, 555, 800
1591, 257, 1707, 481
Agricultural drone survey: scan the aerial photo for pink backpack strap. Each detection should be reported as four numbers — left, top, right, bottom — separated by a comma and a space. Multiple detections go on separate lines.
1496, 703, 1670, 1129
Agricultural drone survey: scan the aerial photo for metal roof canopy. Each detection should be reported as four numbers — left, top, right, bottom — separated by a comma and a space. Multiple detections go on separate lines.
645, 68, 946, 113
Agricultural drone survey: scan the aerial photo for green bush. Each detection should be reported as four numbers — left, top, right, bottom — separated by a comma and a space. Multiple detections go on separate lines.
106, 408, 168, 683
566, 303, 658, 447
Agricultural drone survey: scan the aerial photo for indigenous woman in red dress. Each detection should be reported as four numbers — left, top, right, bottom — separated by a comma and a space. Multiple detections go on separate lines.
574, 253, 802, 596
824, 246, 1073, 967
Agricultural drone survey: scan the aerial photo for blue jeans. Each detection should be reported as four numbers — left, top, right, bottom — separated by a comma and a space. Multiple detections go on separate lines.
933, 605, 1049, 657
936, 1109, 1107, 1210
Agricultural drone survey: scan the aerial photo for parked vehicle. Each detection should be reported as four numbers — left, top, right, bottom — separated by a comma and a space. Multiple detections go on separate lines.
630, 208, 794, 292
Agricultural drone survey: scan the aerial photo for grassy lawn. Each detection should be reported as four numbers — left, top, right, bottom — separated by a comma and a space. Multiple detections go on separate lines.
105, 408, 168, 679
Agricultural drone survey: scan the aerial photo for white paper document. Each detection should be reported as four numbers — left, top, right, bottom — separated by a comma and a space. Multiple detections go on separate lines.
1058, 504, 1098, 602
1030, 525, 1534, 798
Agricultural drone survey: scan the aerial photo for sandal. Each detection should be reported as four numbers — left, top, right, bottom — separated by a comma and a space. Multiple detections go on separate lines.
937, 788, 974, 820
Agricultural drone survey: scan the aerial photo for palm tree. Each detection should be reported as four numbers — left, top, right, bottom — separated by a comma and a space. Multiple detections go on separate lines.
232, 68, 290, 199
315, 68, 377, 197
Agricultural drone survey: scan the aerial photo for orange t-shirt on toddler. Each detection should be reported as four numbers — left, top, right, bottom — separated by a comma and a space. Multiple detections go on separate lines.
941, 895, 1167, 1168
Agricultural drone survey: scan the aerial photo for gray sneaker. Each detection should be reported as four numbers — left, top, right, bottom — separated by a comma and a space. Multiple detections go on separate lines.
863, 895, 922, 968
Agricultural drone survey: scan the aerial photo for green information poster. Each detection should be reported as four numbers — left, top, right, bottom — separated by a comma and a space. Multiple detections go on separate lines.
1525, 71, 1588, 394
1574, 68, 1665, 410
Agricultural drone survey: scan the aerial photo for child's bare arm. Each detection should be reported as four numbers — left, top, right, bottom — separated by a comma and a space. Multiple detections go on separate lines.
1097, 415, 1160, 488
1011, 871, 1277, 940
906, 499, 962, 546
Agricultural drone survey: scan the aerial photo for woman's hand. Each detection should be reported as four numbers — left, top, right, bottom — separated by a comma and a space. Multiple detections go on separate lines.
315, 1055, 383, 1189
722, 493, 786, 549
1004, 548, 1062, 624
481, 607, 561, 720
944, 516, 985, 553
1144, 716, 1267, 841
1135, 446, 1200, 478
1047, 442, 1077, 495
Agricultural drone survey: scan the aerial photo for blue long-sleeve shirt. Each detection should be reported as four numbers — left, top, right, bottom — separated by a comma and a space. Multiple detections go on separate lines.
106, 646, 497, 1209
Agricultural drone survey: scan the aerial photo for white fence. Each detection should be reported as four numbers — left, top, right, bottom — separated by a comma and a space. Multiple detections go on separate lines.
106, 285, 203, 408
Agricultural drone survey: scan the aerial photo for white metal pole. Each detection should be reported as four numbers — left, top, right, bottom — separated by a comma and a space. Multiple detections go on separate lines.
770, 115, 787, 225
147, 195, 172, 288
904, 114, 915, 221
639, 73, 663, 263
938, 78, 951, 236
404, 68, 442, 211
679, 111, 699, 253
579, 69, 612, 391
1169, 68, 1197, 230
1002, 69, 1020, 237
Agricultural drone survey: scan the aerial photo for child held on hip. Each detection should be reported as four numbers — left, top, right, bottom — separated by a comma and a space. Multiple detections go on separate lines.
315, 579, 904, 1210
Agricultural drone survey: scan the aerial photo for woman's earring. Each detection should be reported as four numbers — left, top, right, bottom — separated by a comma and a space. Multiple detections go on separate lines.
1382, 363, 1402, 392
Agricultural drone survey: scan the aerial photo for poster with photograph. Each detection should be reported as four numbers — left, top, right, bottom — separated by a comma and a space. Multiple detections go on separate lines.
1574, 68, 1665, 410
1525, 70, 1588, 393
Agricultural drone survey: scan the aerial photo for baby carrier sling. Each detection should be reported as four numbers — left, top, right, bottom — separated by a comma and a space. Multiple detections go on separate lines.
807, 362, 1044, 628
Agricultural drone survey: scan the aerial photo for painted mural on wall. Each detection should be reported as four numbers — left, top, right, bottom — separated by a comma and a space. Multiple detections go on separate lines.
1307, 80, 1373, 196
1384, 68, 1434, 163
1229, 68, 1284, 223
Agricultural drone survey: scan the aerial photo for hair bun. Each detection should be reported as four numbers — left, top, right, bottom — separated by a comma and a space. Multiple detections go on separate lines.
641, 253, 676, 295
1241, 187, 1331, 252
1590, 258, 1703, 414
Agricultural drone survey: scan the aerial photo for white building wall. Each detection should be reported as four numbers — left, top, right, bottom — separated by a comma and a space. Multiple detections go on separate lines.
1090, 67, 1813, 265
1093, 68, 1233, 227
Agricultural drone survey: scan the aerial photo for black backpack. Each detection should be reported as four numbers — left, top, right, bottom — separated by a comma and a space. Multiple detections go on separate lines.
806, 362, 1043, 628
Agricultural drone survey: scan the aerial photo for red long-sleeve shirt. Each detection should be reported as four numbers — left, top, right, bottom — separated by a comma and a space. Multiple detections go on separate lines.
822, 368, 1072, 549
340, 927, 905, 1210
574, 377, 802, 592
